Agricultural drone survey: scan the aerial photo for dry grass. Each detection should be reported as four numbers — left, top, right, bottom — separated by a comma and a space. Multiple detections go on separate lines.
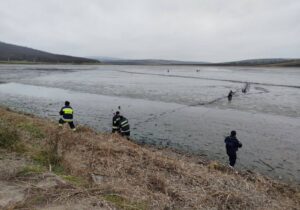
0, 106, 300, 210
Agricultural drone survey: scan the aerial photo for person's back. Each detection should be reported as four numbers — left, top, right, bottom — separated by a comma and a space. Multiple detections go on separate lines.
224, 131, 242, 167
59, 101, 76, 131
60, 105, 73, 121
119, 116, 130, 137
112, 111, 121, 133
225, 135, 242, 154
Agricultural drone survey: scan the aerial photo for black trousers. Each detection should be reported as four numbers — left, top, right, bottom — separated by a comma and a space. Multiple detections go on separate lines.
227, 151, 237, 167
59, 118, 75, 129
121, 131, 130, 137
112, 128, 119, 133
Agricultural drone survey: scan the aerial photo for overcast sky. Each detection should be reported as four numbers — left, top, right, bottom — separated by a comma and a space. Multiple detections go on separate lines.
0, 0, 299, 62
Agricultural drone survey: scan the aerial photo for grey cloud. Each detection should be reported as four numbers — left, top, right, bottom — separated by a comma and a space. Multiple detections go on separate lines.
0, 0, 299, 62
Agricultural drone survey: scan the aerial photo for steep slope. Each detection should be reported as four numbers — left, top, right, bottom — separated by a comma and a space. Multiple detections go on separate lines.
0, 107, 299, 209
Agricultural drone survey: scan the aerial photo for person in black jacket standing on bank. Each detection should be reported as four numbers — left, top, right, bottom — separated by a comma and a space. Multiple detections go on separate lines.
224, 130, 242, 167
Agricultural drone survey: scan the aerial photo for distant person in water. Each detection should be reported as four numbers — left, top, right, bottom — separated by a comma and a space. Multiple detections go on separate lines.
242, 82, 249, 93
112, 111, 121, 133
59, 101, 76, 131
224, 130, 242, 167
228, 90, 233, 102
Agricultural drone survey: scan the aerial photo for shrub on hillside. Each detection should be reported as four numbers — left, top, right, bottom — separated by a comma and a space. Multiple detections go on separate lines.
0, 120, 20, 149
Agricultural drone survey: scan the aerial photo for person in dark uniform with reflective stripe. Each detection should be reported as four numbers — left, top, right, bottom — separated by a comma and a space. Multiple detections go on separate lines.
59, 101, 76, 131
119, 115, 130, 137
224, 130, 242, 167
112, 111, 121, 133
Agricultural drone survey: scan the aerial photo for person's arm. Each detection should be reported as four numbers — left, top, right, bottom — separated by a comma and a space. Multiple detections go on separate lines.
237, 139, 242, 148
224, 137, 228, 144
59, 108, 63, 115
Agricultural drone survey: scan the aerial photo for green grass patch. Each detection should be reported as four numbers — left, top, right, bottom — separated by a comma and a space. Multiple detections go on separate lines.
32, 149, 67, 174
17, 165, 46, 176
32, 149, 62, 172
0, 120, 20, 149
32, 150, 59, 165
103, 194, 148, 210
52, 164, 65, 175
60, 175, 88, 187
17, 122, 45, 139
32, 150, 50, 165
13, 142, 28, 153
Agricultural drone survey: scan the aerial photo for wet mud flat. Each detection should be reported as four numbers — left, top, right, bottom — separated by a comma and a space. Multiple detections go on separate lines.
0, 64, 299, 183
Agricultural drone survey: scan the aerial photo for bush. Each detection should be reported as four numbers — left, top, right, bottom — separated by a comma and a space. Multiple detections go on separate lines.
0, 120, 20, 149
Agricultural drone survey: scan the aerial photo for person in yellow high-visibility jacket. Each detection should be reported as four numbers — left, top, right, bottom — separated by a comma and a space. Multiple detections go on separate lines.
59, 101, 76, 131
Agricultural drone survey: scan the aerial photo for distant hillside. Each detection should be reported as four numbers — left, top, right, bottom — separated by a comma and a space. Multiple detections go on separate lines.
0, 41, 100, 64
99, 58, 209, 65
217, 58, 300, 67
95, 57, 300, 67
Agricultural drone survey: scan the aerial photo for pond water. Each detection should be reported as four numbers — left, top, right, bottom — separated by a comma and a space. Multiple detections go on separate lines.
0, 64, 299, 183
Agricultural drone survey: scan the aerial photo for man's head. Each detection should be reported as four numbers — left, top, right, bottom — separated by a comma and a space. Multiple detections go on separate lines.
230, 130, 236, 137
115, 111, 120, 116
65, 101, 70, 106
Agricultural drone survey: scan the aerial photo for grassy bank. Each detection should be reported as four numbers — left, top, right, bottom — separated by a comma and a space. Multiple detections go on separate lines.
0, 107, 299, 209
